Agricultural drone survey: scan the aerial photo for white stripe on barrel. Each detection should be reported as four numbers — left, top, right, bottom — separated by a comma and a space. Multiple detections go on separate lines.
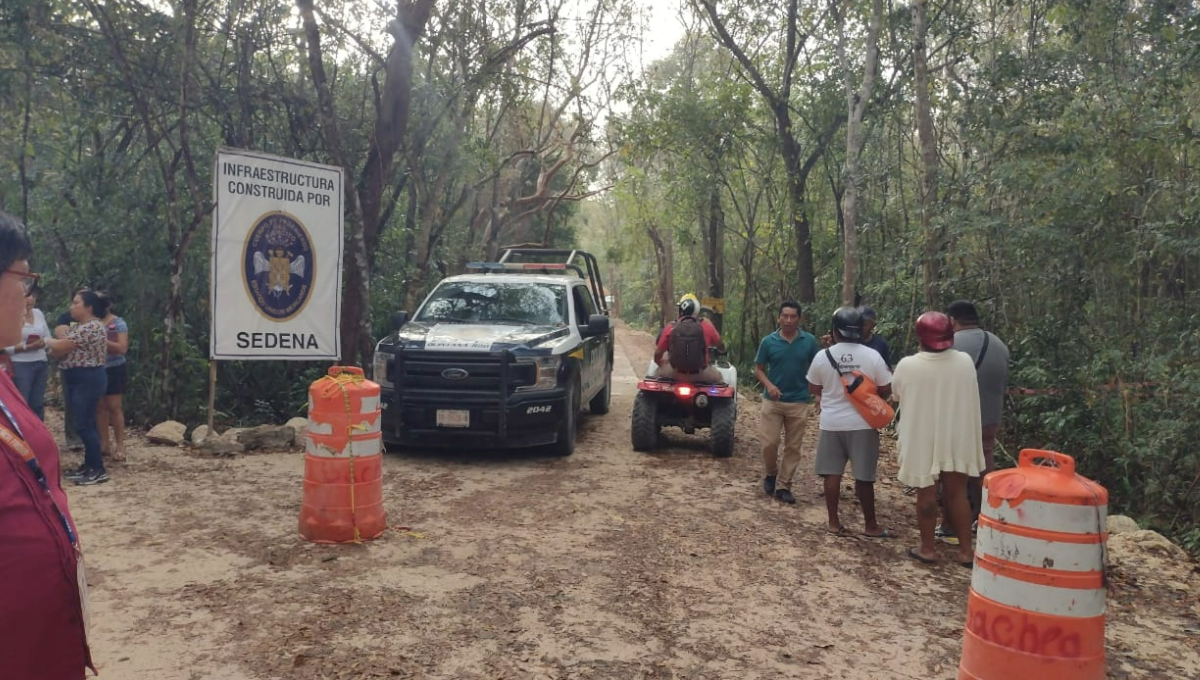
971, 569, 1106, 618
306, 435, 382, 458
976, 525, 1104, 572
982, 490, 1107, 534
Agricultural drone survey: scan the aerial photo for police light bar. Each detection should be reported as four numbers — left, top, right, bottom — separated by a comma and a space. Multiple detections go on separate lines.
465, 262, 568, 271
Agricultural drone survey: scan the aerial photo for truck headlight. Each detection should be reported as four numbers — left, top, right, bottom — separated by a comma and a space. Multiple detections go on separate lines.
372, 351, 393, 389
515, 355, 561, 392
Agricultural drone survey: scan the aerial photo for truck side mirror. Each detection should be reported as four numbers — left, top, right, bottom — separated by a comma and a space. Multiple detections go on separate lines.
582, 314, 610, 336
391, 311, 409, 331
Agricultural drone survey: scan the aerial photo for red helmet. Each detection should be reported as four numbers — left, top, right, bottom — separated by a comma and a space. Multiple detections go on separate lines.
915, 311, 954, 350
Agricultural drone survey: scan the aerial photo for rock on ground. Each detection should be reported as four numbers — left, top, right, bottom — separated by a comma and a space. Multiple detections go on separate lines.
190, 425, 214, 445
285, 417, 308, 445
1109, 529, 1189, 562
195, 438, 244, 457
146, 420, 186, 446
237, 424, 296, 451
1108, 514, 1140, 534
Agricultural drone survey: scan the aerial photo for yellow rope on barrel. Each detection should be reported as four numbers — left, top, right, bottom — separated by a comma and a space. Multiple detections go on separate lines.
316, 369, 365, 416
314, 368, 367, 543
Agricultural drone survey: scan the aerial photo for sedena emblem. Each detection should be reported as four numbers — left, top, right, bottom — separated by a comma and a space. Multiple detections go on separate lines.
243, 211, 315, 321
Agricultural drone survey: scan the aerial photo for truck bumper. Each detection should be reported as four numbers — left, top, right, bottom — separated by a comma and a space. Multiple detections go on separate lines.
380, 386, 571, 450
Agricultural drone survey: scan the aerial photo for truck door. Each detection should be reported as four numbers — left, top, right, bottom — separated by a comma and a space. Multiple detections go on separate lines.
572, 284, 602, 398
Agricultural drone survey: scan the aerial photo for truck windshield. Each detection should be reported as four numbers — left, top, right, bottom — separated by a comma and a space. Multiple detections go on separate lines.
416, 282, 568, 326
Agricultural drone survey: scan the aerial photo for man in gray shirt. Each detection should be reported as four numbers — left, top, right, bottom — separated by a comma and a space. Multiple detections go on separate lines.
945, 300, 1009, 528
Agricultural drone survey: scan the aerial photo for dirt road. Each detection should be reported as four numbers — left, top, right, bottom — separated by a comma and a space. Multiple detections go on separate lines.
63, 324, 1199, 679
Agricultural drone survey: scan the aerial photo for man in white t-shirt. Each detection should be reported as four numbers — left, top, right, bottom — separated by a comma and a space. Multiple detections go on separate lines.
806, 307, 894, 538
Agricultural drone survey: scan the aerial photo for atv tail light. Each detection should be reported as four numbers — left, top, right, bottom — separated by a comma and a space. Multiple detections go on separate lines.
674, 385, 693, 397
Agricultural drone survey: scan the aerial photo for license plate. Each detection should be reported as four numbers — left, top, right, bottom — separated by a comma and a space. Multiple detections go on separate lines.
436, 409, 470, 428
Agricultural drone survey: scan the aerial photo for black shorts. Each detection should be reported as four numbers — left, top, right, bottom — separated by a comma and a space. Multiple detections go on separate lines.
105, 363, 128, 396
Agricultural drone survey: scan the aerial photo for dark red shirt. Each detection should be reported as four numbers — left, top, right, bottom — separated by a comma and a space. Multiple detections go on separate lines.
0, 371, 93, 679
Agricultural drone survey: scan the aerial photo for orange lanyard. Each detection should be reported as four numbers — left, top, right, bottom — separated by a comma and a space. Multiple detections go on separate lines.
0, 395, 78, 546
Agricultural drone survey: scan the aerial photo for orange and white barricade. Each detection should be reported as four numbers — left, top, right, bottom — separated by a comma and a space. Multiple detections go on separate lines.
960, 449, 1108, 680
298, 366, 387, 543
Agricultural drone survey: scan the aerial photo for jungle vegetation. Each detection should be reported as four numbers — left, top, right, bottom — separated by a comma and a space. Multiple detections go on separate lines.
2, 0, 1197, 551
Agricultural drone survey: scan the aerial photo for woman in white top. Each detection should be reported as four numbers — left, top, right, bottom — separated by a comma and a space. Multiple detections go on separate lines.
8, 289, 50, 420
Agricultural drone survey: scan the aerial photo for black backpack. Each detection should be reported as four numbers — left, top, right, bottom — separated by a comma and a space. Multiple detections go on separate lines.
668, 316, 707, 373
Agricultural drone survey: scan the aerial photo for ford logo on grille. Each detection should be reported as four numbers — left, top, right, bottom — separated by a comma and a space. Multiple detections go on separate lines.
441, 368, 470, 380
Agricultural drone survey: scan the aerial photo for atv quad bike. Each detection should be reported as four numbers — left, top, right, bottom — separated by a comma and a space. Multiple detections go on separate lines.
631, 349, 738, 457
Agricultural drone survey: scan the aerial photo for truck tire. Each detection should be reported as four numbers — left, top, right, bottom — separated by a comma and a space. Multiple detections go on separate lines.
550, 379, 579, 456
710, 398, 735, 458
589, 365, 612, 415
631, 392, 658, 452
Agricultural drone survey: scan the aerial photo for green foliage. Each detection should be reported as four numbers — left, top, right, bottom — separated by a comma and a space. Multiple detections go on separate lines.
594, 0, 1200, 554
5, 0, 1200, 552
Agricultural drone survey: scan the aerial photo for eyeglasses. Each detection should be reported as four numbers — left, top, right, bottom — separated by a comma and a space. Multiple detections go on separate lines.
4, 269, 40, 294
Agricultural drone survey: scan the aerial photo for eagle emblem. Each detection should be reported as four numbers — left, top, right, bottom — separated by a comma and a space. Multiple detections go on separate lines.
243, 212, 315, 321
253, 249, 306, 296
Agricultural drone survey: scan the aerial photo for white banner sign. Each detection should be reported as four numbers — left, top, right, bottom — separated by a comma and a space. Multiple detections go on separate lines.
211, 148, 343, 359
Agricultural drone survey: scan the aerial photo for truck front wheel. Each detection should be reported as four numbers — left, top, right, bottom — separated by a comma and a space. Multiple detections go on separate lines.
550, 380, 579, 456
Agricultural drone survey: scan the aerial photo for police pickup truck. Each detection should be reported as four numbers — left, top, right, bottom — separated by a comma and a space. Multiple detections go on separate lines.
371, 249, 613, 455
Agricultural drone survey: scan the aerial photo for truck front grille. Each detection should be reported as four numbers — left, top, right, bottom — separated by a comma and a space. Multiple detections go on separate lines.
395, 351, 535, 394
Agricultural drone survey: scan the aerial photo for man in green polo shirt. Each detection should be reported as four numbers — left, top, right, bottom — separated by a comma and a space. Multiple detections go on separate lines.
754, 300, 820, 504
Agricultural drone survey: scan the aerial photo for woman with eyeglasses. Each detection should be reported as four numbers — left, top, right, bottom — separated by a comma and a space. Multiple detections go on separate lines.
0, 210, 94, 679
46, 289, 110, 487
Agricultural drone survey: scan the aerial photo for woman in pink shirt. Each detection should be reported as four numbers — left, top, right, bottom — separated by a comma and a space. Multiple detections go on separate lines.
0, 210, 93, 678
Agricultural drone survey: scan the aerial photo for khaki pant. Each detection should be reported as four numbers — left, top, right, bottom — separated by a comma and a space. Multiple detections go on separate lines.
655, 356, 724, 384
760, 399, 811, 491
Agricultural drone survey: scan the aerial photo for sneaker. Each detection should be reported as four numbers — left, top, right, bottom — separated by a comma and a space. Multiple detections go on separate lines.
63, 465, 91, 481
935, 525, 960, 546
74, 469, 109, 486
774, 488, 797, 504
763, 475, 777, 496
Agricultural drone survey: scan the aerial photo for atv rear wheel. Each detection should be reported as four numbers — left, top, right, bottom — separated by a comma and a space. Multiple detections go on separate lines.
631, 392, 659, 452
710, 398, 735, 458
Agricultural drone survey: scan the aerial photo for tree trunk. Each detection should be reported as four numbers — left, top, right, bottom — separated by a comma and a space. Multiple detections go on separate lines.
777, 111, 816, 303
698, 0, 836, 304
84, 0, 208, 418
298, 0, 434, 365
647, 225, 674, 328
706, 184, 725, 332
835, 0, 883, 306
914, 0, 941, 309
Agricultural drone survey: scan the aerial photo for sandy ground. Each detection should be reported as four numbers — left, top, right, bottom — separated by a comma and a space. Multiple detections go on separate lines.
55, 323, 1199, 680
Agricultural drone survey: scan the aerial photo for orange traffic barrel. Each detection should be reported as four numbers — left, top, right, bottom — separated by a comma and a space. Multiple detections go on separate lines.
298, 366, 388, 543
960, 449, 1108, 679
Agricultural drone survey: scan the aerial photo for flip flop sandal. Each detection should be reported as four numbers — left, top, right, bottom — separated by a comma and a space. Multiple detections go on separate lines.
907, 547, 938, 565
826, 526, 855, 538
863, 528, 898, 539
